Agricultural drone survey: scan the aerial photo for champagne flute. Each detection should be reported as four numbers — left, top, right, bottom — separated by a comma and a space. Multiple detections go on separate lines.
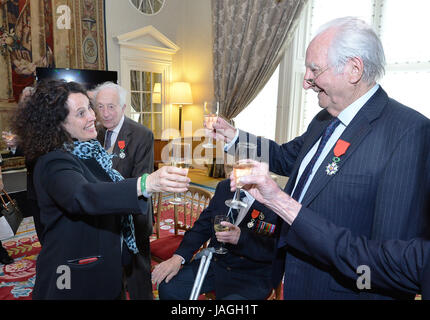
202, 101, 219, 149
225, 142, 257, 209
213, 214, 231, 254
169, 140, 192, 205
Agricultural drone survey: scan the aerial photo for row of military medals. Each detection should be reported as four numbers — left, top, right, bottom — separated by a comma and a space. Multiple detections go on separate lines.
247, 209, 265, 229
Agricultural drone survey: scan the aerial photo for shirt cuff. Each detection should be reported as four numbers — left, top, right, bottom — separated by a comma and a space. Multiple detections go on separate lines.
223, 128, 240, 152
173, 254, 185, 265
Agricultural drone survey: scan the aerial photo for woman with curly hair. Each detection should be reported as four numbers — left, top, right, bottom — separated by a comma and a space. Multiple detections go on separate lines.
12, 80, 190, 299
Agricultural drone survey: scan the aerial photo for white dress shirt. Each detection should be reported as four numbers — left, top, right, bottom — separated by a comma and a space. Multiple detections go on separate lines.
105, 115, 125, 151
225, 84, 380, 203
231, 189, 256, 226
291, 84, 379, 202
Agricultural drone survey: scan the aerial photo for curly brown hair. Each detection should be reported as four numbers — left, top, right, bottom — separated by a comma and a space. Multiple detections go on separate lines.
11, 80, 89, 162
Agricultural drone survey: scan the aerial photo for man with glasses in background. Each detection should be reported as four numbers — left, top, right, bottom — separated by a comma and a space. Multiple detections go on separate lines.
94, 82, 154, 300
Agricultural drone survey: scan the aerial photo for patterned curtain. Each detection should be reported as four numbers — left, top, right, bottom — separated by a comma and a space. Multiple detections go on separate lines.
212, 0, 309, 119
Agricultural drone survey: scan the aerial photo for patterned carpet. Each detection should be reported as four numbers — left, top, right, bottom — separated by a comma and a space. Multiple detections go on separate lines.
0, 199, 201, 300
0, 217, 40, 300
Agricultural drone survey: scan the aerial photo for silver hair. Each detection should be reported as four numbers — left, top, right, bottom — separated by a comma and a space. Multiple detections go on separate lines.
93, 81, 127, 107
314, 16, 386, 83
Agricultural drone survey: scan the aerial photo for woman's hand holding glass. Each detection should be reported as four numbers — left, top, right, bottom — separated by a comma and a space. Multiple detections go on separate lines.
144, 165, 190, 194
169, 141, 191, 205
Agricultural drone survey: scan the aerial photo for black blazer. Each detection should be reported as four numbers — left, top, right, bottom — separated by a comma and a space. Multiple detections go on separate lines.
32, 150, 149, 299
98, 116, 154, 239
286, 208, 430, 299
175, 179, 278, 299
248, 86, 430, 299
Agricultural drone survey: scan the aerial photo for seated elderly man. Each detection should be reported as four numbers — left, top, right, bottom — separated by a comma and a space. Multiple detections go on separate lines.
152, 179, 278, 300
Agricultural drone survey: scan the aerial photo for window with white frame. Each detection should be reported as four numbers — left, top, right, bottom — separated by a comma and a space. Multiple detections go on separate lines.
233, 66, 280, 141
129, 70, 163, 138
300, 0, 430, 133
233, 0, 430, 143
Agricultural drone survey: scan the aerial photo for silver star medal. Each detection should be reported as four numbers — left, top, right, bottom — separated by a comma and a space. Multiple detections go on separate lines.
326, 156, 340, 176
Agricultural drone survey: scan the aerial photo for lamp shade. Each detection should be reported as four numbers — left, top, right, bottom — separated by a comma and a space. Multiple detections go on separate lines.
170, 82, 193, 105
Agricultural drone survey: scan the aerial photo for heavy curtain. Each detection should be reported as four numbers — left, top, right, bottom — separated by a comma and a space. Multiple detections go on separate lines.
211, 0, 309, 119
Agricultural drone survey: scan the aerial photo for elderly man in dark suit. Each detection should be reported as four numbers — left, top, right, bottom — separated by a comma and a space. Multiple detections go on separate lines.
94, 82, 154, 300
284, 198, 430, 299
213, 17, 430, 300
152, 179, 278, 300
238, 161, 430, 299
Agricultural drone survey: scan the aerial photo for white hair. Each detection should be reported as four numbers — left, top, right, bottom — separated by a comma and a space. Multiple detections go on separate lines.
93, 81, 127, 107
315, 16, 386, 83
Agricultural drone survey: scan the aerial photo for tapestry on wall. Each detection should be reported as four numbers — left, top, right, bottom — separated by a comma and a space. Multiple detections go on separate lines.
0, 0, 106, 102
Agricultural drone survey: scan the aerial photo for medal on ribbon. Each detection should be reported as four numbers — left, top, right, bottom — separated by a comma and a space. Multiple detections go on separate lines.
118, 140, 126, 159
247, 209, 260, 229
326, 139, 350, 176
256, 220, 276, 236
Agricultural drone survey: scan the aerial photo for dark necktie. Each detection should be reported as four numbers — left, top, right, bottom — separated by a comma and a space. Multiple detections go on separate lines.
277, 118, 341, 250
291, 118, 341, 202
105, 130, 113, 150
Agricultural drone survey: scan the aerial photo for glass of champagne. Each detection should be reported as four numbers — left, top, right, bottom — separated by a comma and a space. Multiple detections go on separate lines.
169, 140, 192, 205
214, 214, 231, 254
202, 101, 218, 149
225, 142, 257, 209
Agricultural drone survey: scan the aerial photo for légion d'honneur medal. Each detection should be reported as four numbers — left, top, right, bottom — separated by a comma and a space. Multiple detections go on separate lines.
326, 139, 350, 176
118, 140, 126, 159
247, 209, 264, 228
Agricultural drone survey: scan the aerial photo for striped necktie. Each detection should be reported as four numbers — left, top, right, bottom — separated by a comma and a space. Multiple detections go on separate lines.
277, 118, 341, 250
291, 118, 341, 202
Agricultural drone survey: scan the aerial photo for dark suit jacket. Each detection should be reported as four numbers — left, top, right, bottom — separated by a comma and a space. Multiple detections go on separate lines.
286, 208, 430, 299
250, 86, 430, 299
175, 179, 278, 299
97, 116, 154, 239
32, 150, 149, 299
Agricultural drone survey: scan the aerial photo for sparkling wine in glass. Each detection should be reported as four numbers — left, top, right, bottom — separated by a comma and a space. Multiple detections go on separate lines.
203, 101, 218, 149
169, 140, 192, 205
225, 142, 257, 209
214, 214, 231, 254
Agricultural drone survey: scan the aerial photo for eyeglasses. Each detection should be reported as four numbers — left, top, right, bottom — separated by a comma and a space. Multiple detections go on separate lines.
304, 66, 330, 86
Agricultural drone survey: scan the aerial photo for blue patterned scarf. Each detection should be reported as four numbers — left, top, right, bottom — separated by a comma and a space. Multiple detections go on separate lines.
66, 139, 138, 254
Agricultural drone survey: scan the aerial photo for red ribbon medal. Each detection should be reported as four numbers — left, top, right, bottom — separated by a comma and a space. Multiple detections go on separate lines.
118, 140, 125, 150
248, 209, 261, 229
326, 139, 350, 176
251, 209, 260, 219
118, 140, 126, 159
333, 139, 350, 157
